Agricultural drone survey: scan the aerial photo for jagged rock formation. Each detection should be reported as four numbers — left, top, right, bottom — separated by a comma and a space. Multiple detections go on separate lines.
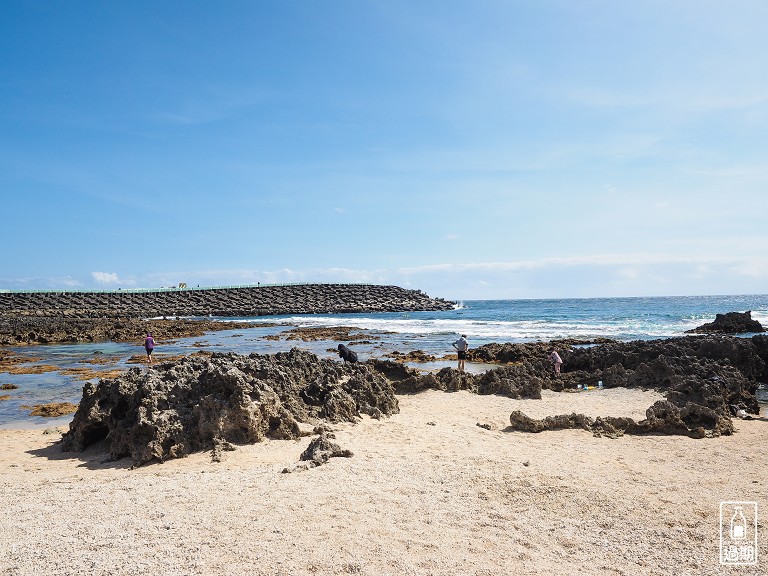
60, 335, 767, 465
281, 432, 354, 473
0, 283, 453, 319
506, 335, 766, 438
508, 398, 727, 439
685, 311, 764, 334
369, 359, 543, 398
562, 335, 765, 392
299, 433, 354, 464
61, 349, 398, 467
468, 339, 612, 365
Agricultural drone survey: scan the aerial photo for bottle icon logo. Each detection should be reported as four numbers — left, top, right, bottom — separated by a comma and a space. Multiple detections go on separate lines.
730, 506, 746, 540
720, 501, 758, 565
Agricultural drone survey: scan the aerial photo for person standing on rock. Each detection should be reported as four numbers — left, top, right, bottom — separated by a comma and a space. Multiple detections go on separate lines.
452, 334, 469, 372
548, 348, 562, 376
144, 333, 156, 365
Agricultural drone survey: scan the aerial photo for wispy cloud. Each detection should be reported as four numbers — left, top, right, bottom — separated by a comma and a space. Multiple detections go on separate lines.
91, 271, 121, 285
397, 253, 768, 275
567, 85, 768, 114
140, 267, 390, 289
0, 276, 83, 289
138, 254, 768, 299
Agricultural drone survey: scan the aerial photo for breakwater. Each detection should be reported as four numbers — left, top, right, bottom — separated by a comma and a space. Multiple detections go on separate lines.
0, 284, 454, 318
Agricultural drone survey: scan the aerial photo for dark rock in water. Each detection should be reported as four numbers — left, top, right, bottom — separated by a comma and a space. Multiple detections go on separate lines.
686, 311, 764, 334
61, 348, 398, 467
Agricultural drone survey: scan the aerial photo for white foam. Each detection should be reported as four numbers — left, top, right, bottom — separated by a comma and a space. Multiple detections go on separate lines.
247, 315, 684, 341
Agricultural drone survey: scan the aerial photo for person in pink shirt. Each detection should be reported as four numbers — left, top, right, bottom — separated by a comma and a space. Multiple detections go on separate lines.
144, 333, 156, 365
548, 348, 562, 376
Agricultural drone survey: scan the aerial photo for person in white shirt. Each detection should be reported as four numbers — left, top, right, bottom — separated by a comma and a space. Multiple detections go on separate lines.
452, 334, 469, 372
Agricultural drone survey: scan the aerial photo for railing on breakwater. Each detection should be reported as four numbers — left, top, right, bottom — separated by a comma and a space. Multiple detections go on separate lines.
0, 281, 356, 294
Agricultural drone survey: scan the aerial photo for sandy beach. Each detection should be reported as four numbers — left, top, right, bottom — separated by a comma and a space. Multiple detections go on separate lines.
1, 387, 764, 576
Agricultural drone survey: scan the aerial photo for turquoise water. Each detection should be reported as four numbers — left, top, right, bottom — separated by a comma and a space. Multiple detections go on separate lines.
2, 294, 767, 427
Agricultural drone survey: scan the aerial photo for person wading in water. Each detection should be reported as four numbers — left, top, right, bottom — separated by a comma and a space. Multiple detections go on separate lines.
144, 333, 156, 365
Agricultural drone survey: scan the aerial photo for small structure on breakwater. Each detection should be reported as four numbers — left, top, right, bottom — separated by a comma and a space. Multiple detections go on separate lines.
0, 283, 454, 318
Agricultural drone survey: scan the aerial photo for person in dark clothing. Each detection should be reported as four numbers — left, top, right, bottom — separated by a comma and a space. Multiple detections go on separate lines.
338, 343, 358, 363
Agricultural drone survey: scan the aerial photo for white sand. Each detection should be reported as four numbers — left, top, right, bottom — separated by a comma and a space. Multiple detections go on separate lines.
0, 388, 765, 576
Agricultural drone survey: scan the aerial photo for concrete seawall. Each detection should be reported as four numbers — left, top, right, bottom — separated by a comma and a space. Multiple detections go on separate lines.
0, 284, 454, 318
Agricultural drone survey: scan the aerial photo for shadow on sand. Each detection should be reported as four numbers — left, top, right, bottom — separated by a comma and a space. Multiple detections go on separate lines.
26, 436, 133, 471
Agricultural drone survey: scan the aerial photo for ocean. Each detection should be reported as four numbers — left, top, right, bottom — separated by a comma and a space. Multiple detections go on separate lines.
2, 294, 767, 427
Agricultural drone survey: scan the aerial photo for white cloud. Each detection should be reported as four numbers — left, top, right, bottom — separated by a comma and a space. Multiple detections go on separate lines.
0, 276, 83, 289
567, 85, 768, 115
91, 271, 120, 284
140, 266, 391, 289
58, 276, 83, 288
390, 254, 768, 299
729, 260, 768, 278
397, 253, 768, 276
97, 252, 768, 300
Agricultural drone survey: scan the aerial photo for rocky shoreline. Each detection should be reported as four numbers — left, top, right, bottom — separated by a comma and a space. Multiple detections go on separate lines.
0, 317, 262, 346
60, 334, 767, 467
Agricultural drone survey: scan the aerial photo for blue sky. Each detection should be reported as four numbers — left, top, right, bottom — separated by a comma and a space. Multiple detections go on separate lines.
2, 1, 767, 300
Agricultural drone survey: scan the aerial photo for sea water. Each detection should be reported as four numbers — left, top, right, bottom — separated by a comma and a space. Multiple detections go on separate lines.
252, 294, 768, 346
2, 294, 767, 427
